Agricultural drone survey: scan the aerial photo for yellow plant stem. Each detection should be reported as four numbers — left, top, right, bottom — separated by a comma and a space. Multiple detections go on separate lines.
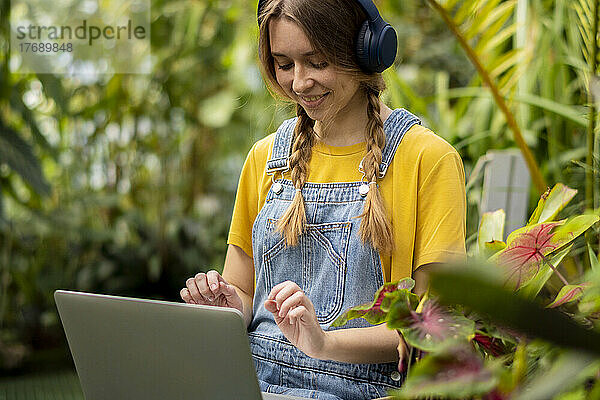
427, 0, 547, 194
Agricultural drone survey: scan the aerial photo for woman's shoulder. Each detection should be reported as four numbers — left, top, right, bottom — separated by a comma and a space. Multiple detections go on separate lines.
400, 123, 461, 162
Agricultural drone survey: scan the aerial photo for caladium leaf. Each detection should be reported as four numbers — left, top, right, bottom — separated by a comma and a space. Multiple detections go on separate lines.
331, 279, 415, 327
389, 299, 475, 352
478, 209, 506, 257
527, 184, 577, 226
546, 283, 591, 308
518, 244, 573, 300
390, 342, 500, 399
492, 221, 563, 290
492, 214, 600, 290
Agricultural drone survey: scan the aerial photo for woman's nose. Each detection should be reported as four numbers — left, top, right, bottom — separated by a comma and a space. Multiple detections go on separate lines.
292, 66, 313, 94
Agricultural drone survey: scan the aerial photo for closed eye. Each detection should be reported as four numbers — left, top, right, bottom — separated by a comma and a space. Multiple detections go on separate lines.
311, 61, 328, 69
277, 63, 293, 71
276, 61, 329, 71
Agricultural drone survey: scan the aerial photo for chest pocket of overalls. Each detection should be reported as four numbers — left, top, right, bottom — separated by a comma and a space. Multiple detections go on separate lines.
263, 218, 351, 325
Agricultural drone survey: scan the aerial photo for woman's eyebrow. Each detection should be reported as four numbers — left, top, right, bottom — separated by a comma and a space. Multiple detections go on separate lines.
272, 51, 317, 57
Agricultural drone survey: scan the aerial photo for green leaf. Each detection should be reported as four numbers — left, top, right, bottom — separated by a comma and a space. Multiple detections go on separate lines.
512, 351, 599, 400
547, 283, 591, 308
588, 243, 600, 272
331, 281, 415, 327
429, 265, 600, 355
478, 209, 506, 256
527, 184, 578, 225
484, 240, 507, 258
390, 342, 500, 399
0, 120, 51, 196
398, 307, 475, 352
551, 214, 600, 247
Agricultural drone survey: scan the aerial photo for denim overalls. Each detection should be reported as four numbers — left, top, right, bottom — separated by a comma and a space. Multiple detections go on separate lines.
249, 109, 420, 399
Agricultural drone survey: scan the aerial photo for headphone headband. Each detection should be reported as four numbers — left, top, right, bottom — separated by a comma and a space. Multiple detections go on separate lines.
257, 0, 396, 73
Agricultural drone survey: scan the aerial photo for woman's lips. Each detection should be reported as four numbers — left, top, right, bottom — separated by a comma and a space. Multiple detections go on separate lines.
298, 92, 329, 108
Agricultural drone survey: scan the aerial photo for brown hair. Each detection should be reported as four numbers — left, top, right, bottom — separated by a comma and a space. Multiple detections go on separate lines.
258, 0, 393, 254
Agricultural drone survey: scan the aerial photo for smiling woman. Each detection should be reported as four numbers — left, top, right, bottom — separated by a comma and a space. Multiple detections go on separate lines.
268, 19, 362, 131
180, 0, 467, 399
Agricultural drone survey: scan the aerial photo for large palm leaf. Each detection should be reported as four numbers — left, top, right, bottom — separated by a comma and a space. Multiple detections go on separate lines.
572, 0, 599, 211
427, 0, 547, 193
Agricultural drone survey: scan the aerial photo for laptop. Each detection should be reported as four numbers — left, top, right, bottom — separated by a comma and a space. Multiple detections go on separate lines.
55, 290, 305, 400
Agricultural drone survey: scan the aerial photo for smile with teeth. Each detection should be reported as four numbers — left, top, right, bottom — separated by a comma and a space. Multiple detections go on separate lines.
298, 92, 330, 107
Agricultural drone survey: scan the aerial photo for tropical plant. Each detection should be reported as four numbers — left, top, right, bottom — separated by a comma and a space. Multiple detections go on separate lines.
334, 184, 600, 399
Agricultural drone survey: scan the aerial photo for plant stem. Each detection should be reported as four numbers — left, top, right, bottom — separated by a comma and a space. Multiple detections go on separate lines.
407, 344, 414, 376
426, 0, 547, 195
588, 0, 599, 211
541, 253, 570, 286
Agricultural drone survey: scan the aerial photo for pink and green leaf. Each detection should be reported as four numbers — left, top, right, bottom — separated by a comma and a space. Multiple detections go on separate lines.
331, 280, 416, 327
491, 214, 599, 290
492, 221, 564, 290
390, 299, 475, 352
527, 184, 577, 226
390, 342, 500, 399
518, 244, 573, 300
547, 283, 590, 308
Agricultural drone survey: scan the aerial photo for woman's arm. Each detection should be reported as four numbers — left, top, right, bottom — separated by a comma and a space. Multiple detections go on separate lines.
266, 263, 440, 364
316, 263, 440, 364
222, 244, 255, 328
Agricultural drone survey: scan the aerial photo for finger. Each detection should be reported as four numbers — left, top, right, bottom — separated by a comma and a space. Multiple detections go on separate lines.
264, 299, 286, 324
194, 273, 215, 301
180, 288, 194, 303
264, 299, 278, 313
186, 277, 205, 304
274, 284, 301, 311
218, 281, 238, 300
268, 280, 300, 301
287, 305, 308, 324
206, 270, 221, 295
278, 291, 305, 318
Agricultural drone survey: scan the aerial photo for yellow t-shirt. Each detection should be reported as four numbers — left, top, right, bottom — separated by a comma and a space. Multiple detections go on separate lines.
227, 123, 466, 284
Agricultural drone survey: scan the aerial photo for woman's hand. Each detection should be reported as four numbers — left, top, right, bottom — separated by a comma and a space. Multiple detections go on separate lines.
180, 270, 243, 315
264, 281, 326, 359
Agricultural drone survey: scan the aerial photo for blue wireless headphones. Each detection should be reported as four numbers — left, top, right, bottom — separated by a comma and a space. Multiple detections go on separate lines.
257, 0, 397, 73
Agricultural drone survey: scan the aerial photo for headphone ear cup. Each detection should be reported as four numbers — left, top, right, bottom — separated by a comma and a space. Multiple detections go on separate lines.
356, 21, 372, 72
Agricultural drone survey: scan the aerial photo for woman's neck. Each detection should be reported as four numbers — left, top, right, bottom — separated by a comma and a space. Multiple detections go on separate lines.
313, 99, 393, 147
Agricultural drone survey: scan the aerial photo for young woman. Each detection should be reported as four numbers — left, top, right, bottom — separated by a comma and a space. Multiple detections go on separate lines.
180, 0, 466, 398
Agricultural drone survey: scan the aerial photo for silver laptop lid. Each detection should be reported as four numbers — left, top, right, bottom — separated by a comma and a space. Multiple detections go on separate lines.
55, 290, 263, 400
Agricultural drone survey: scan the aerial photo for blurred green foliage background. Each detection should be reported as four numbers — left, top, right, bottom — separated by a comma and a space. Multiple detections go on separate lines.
0, 0, 598, 376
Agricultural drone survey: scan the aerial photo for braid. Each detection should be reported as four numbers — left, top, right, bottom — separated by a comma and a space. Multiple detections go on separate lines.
356, 89, 394, 254
275, 104, 316, 246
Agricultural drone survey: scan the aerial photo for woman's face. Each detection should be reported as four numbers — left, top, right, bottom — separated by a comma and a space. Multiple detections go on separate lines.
269, 17, 362, 123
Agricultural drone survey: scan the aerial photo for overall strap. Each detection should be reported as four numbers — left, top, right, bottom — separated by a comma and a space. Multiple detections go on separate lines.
265, 109, 420, 178
377, 108, 421, 179
265, 117, 298, 175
